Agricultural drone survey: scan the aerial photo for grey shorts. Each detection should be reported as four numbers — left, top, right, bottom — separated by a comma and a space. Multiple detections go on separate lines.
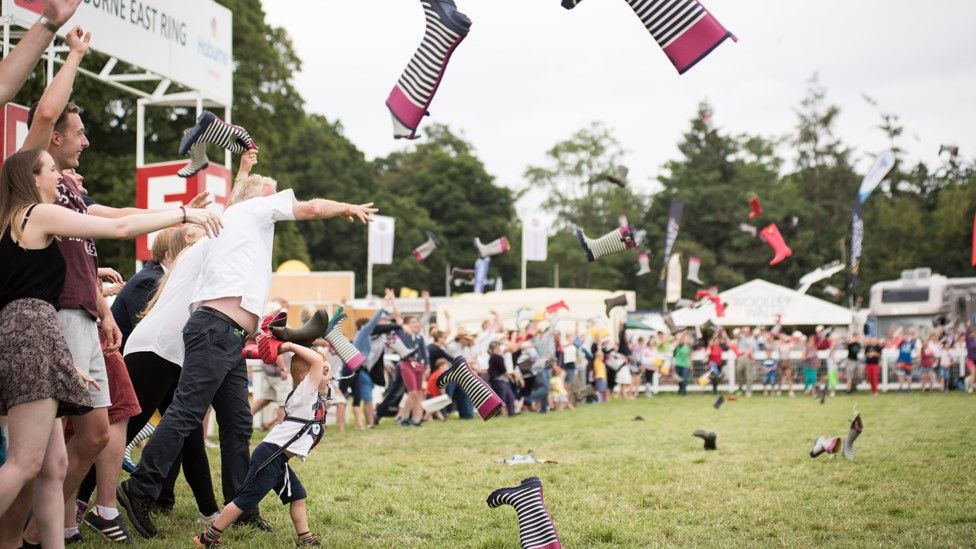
58, 309, 111, 408
260, 373, 292, 405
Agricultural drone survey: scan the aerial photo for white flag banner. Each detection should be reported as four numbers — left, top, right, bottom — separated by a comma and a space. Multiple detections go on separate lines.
368, 215, 395, 265
857, 149, 896, 204
666, 253, 682, 304
522, 215, 548, 262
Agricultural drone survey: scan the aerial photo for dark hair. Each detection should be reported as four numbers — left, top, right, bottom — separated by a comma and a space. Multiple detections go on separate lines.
27, 101, 81, 133
0, 148, 47, 240
356, 317, 369, 330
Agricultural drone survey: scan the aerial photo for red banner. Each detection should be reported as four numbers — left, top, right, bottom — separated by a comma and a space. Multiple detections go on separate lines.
0, 103, 29, 168
135, 161, 231, 261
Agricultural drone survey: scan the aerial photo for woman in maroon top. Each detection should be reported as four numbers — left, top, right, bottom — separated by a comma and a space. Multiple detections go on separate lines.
0, 148, 218, 544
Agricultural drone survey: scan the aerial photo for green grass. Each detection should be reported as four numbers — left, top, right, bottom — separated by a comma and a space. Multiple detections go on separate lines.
86, 393, 976, 548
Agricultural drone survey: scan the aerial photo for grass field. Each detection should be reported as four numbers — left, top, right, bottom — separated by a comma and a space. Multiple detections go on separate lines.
82, 393, 976, 548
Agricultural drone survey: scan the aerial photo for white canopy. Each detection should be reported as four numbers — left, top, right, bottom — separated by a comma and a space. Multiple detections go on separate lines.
670, 279, 853, 327
437, 288, 635, 332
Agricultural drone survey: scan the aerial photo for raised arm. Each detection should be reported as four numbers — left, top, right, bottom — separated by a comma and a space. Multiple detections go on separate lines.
235, 148, 259, 183
292, 198, 377, 223
21, 25, 89, 151
387, 288, 403, 326
281, 342, 326, 388
0, 0, 81, 105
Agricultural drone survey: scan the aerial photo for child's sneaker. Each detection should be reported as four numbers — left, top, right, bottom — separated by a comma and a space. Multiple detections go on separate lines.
194, 532, 221, 548
297, 532, 321, 546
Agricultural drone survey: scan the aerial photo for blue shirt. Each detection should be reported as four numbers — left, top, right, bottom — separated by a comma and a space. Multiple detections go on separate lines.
897, 340, 915, 364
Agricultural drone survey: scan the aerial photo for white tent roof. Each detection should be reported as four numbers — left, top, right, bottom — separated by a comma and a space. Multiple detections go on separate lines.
671, 279, 853, 327
437, 288, 635, 332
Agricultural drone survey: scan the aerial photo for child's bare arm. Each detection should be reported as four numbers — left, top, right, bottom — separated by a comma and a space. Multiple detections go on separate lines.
280, 342, 325, 387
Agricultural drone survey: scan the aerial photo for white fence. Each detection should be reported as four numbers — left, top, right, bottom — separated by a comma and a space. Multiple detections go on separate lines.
644, 348, 969, 393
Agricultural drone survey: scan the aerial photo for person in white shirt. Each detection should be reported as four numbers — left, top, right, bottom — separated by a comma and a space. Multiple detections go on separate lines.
119, 172, 375, 538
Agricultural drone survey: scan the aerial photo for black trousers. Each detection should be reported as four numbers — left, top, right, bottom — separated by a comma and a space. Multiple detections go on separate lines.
78, 352, 218, 514
374, 366, 404, 420
128, 309, 251, 505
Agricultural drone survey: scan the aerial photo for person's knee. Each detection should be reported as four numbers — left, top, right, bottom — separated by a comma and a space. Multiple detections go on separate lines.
69, 412, 111, 459
5, 453, 45, 482
38, 447, 69, 484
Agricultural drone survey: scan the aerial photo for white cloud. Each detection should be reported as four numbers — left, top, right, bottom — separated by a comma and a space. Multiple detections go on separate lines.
262, 0, 976, 213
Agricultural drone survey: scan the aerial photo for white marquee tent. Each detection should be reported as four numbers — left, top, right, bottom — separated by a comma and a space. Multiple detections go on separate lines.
669, 279, 853, 328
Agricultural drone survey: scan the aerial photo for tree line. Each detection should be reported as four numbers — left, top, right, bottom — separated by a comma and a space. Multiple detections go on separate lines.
9, 1, 973, 308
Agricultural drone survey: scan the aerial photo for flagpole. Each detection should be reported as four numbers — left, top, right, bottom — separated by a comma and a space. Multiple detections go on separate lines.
366, 223, 373, 298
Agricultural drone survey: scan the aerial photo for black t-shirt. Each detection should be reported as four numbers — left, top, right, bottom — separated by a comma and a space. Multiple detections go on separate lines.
864, 344, 883, 365
847, 342, 862, 361
488, 353, 507, 380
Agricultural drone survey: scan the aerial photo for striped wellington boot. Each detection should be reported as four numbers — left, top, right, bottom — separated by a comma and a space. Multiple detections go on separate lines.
624, 0, 736, 74
386, 0, 472, 139
436, 356, 503, 420
843, 414, 863, 460
177, 141, 210, 178
577, 225, 637, 262
324, 308, 366, 371
178, 111, 256, 156
487, 477, 561, 549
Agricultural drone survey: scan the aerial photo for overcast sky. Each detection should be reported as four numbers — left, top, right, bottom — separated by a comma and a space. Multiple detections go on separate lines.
262, 1, 975, 217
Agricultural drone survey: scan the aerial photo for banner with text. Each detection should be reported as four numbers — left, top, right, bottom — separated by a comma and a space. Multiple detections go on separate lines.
135, 160, 230, 261
658, 201, 684, 290
521, 215, 548, 262
368, 215, 395, 265
4, 0, 233, 104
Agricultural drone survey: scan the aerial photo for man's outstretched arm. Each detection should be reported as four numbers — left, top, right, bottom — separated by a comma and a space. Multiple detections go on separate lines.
292, 199, 377, 223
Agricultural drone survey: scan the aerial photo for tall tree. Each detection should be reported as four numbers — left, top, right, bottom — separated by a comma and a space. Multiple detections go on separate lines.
373, 125, 518, 295
524, 122, 650, 292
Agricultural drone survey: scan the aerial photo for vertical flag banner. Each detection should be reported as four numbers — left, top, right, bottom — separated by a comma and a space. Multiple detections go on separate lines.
658, 201, 684, 290
368, 215, 395, 265
522, 215, 549, 262
971, 210, 976, 267
848, 203, 864, 292
473, 257, 491, 294
857, 150, 896, 204
666, 253, 682, 304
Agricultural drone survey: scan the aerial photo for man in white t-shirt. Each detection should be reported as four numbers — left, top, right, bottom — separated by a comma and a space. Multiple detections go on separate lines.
119, 174, 376, 538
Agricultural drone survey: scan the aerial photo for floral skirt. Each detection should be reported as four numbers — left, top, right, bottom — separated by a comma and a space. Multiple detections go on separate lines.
0, 298, 93, 417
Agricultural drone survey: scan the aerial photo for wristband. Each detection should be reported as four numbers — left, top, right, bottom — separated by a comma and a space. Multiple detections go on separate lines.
180, 205, 186, 223
38, 16, 60, 34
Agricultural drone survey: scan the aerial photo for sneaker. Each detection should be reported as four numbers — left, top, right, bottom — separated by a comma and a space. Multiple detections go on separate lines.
84, 509, 134, 544
75, 499, 89, 524
65, 530, 84, 544
150, 500, 174, 516
193, 532, 222, 548
116, 480, 158, 538
297, 534, 321, 546
198, 511, 221, 525
235, 513, 272, 532
22, 539, 41, 548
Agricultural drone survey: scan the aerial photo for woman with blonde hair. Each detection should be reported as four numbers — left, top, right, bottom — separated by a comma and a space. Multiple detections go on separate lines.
0, 148, 218, 546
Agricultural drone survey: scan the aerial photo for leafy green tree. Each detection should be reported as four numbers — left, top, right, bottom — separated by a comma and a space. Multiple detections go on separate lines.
373, 125, 518, 295
524, 122, 650, 293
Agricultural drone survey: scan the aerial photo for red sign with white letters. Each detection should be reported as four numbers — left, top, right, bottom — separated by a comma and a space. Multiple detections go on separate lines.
13, 0, 42, 14
134, 160, 231, 260
0, 103, 30, 167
